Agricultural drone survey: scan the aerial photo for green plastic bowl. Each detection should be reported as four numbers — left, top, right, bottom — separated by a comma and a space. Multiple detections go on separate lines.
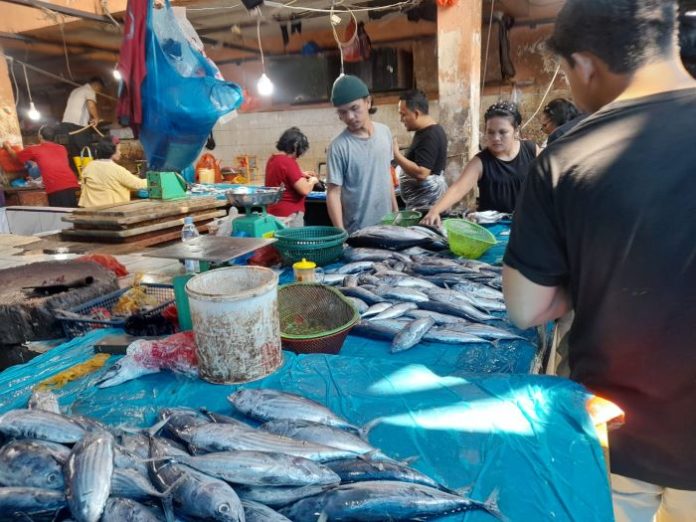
444, 218, 497, 259
380, 210, 423, 227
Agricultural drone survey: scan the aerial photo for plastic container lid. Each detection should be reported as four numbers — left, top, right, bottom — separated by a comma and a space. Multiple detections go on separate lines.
184, 216, 194, 225
293, 258, 316, 270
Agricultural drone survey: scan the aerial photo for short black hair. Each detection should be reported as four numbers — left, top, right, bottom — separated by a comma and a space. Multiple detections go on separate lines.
543, 98, 580, 127
94, 137, 117, 159
484, 101, 522, 128
399, 90, 429, 114
276, 127, 309, 157
89, 76, 105, 87
547, 0, 676, 74
38, 124, 56, 142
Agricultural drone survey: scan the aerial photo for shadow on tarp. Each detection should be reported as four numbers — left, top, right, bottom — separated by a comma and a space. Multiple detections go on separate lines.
0, 329, 612, 521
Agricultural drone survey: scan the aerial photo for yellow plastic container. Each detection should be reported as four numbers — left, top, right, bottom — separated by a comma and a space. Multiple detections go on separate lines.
292, 258, 324, 283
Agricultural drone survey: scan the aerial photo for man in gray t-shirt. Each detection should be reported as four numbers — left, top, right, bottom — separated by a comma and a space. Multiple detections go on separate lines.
326, 75, 397, 233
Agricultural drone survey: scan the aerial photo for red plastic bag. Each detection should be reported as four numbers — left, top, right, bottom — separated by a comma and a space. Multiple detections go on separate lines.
76, 254, 128, 277
0, 146, 25, 173
342, 20, 372, 63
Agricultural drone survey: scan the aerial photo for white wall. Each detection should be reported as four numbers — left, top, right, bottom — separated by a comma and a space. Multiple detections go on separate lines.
212, 102, 441, 180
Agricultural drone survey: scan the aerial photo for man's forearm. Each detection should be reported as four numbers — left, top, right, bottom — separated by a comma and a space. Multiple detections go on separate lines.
394, 151, 429, 180
326, 186, 344, 230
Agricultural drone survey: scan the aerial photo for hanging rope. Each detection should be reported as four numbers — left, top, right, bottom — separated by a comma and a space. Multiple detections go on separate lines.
329, 5, 358, 76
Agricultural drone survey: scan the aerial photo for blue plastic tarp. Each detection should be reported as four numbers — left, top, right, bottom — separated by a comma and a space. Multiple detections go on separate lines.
0, 330, 612, 521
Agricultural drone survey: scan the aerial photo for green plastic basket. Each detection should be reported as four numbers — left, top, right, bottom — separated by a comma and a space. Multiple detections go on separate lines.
278, 283, 360, 354
273, 226, 348, 266
380, 210, 423, 227
444, 218, 497, 259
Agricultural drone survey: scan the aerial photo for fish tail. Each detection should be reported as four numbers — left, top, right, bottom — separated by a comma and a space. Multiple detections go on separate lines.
359, 417, 384, 441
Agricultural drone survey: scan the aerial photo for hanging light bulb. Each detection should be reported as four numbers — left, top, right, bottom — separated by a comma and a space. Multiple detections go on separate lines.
255, 15, 274, 97
27, 101, 41, 121
257, 73, 274, 96
22, 64, 41, 121
113, 67, 122, 81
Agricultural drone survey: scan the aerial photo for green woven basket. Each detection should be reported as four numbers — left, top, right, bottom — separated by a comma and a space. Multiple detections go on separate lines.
278, 283, 360, 354
380, 210, 422, 227
274, 226, 348, 266
444, 218, 497, 259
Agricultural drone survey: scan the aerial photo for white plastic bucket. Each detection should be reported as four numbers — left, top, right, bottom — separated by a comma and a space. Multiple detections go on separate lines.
186, 266, 282, 384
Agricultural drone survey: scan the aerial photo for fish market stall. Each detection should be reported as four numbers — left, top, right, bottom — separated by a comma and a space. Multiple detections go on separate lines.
0, 329, 614, 521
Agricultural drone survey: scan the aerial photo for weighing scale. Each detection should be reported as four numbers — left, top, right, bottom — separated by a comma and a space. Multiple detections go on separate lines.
147, 171, 188, 200
225, 186, 286, 238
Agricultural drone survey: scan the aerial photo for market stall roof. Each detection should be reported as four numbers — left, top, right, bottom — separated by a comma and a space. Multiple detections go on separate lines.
0, 0, 563, 91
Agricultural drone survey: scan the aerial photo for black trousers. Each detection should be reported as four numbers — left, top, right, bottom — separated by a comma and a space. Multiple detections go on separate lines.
48, 188, 79, 208
57, 123, 100, 175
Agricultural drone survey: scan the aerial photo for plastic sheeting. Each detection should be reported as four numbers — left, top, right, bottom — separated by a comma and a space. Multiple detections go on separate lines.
399, 171, 448, 211
0, 329, 612, 521
139, 1, 243, 171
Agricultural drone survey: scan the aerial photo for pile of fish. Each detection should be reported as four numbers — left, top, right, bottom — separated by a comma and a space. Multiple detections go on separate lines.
321, 234, 525, 353
0, 388, 497, 521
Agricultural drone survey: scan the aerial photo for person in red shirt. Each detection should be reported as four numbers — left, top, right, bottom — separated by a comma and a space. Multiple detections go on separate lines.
3, 124, 80, 207
264, 127, 319, 218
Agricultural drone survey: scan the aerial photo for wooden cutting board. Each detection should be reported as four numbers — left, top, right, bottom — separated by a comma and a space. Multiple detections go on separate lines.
66, 197, 226, 225
61, 209, 225, 239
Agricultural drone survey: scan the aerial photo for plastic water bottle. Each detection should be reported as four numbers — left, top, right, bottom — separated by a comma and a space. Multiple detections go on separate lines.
181, 216, 200, 273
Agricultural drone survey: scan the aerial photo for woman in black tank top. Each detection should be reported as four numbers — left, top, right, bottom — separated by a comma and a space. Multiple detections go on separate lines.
422, 102, 539, 226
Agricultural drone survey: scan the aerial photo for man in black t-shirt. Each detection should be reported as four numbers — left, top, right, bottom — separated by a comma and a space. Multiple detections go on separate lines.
502, 1, 696, 520
392, 90, 448, 210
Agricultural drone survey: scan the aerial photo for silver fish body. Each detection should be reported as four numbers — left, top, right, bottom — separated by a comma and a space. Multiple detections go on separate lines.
405, 309, 470, 326
370, 302, 418, 321
450, 323, 524, 341
0, 439, 68, 489
236, 484, 333, 508
422, 327, 490, 345
418, 299, 494, 322
229, 388, 357, 431
376, 286, 430, 303
260, 420, 378, 456
361, 302, 393, 318
65, 431, 114, 522
0, 409, 85, 443
325, 459, 444, 490
392, 317, 436, 353
343, 247, 411, 263
173, 450, 340, 486
148, 438, 244, 522
280, 480, 490, 521
111, 467, 165, 501
336, 261, 375, 274
452, 281, 504, 301
346, 296, 368, 314
182, 422, 358, 462
342, 274, 359, 288
101, 497, 164, 522
0, 487, 66, 518
338, 286, 386, 305
242, 499, 292, 522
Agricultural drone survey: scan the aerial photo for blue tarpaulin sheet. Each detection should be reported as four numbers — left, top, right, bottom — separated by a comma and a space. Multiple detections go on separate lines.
0, 330, 612, 521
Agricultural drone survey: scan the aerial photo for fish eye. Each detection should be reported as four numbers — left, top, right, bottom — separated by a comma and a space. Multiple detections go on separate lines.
47, 473, 56, 483
218, 504, 230, 513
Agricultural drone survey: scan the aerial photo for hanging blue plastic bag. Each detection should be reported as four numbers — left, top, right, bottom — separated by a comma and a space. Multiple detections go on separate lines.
139, 0, 243, 171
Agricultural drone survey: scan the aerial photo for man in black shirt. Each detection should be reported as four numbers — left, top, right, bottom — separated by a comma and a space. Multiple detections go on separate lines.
392, 90, 448, 210
502, 0, 696, 520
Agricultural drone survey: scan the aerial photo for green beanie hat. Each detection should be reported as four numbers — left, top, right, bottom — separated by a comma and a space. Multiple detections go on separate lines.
331, 74, 370, 106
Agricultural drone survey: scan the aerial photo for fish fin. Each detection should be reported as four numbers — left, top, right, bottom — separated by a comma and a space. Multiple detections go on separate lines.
145, 416, 170, 437
398, 455, 420, 466
161, 494, 176, 522
480, 488, 505, 520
